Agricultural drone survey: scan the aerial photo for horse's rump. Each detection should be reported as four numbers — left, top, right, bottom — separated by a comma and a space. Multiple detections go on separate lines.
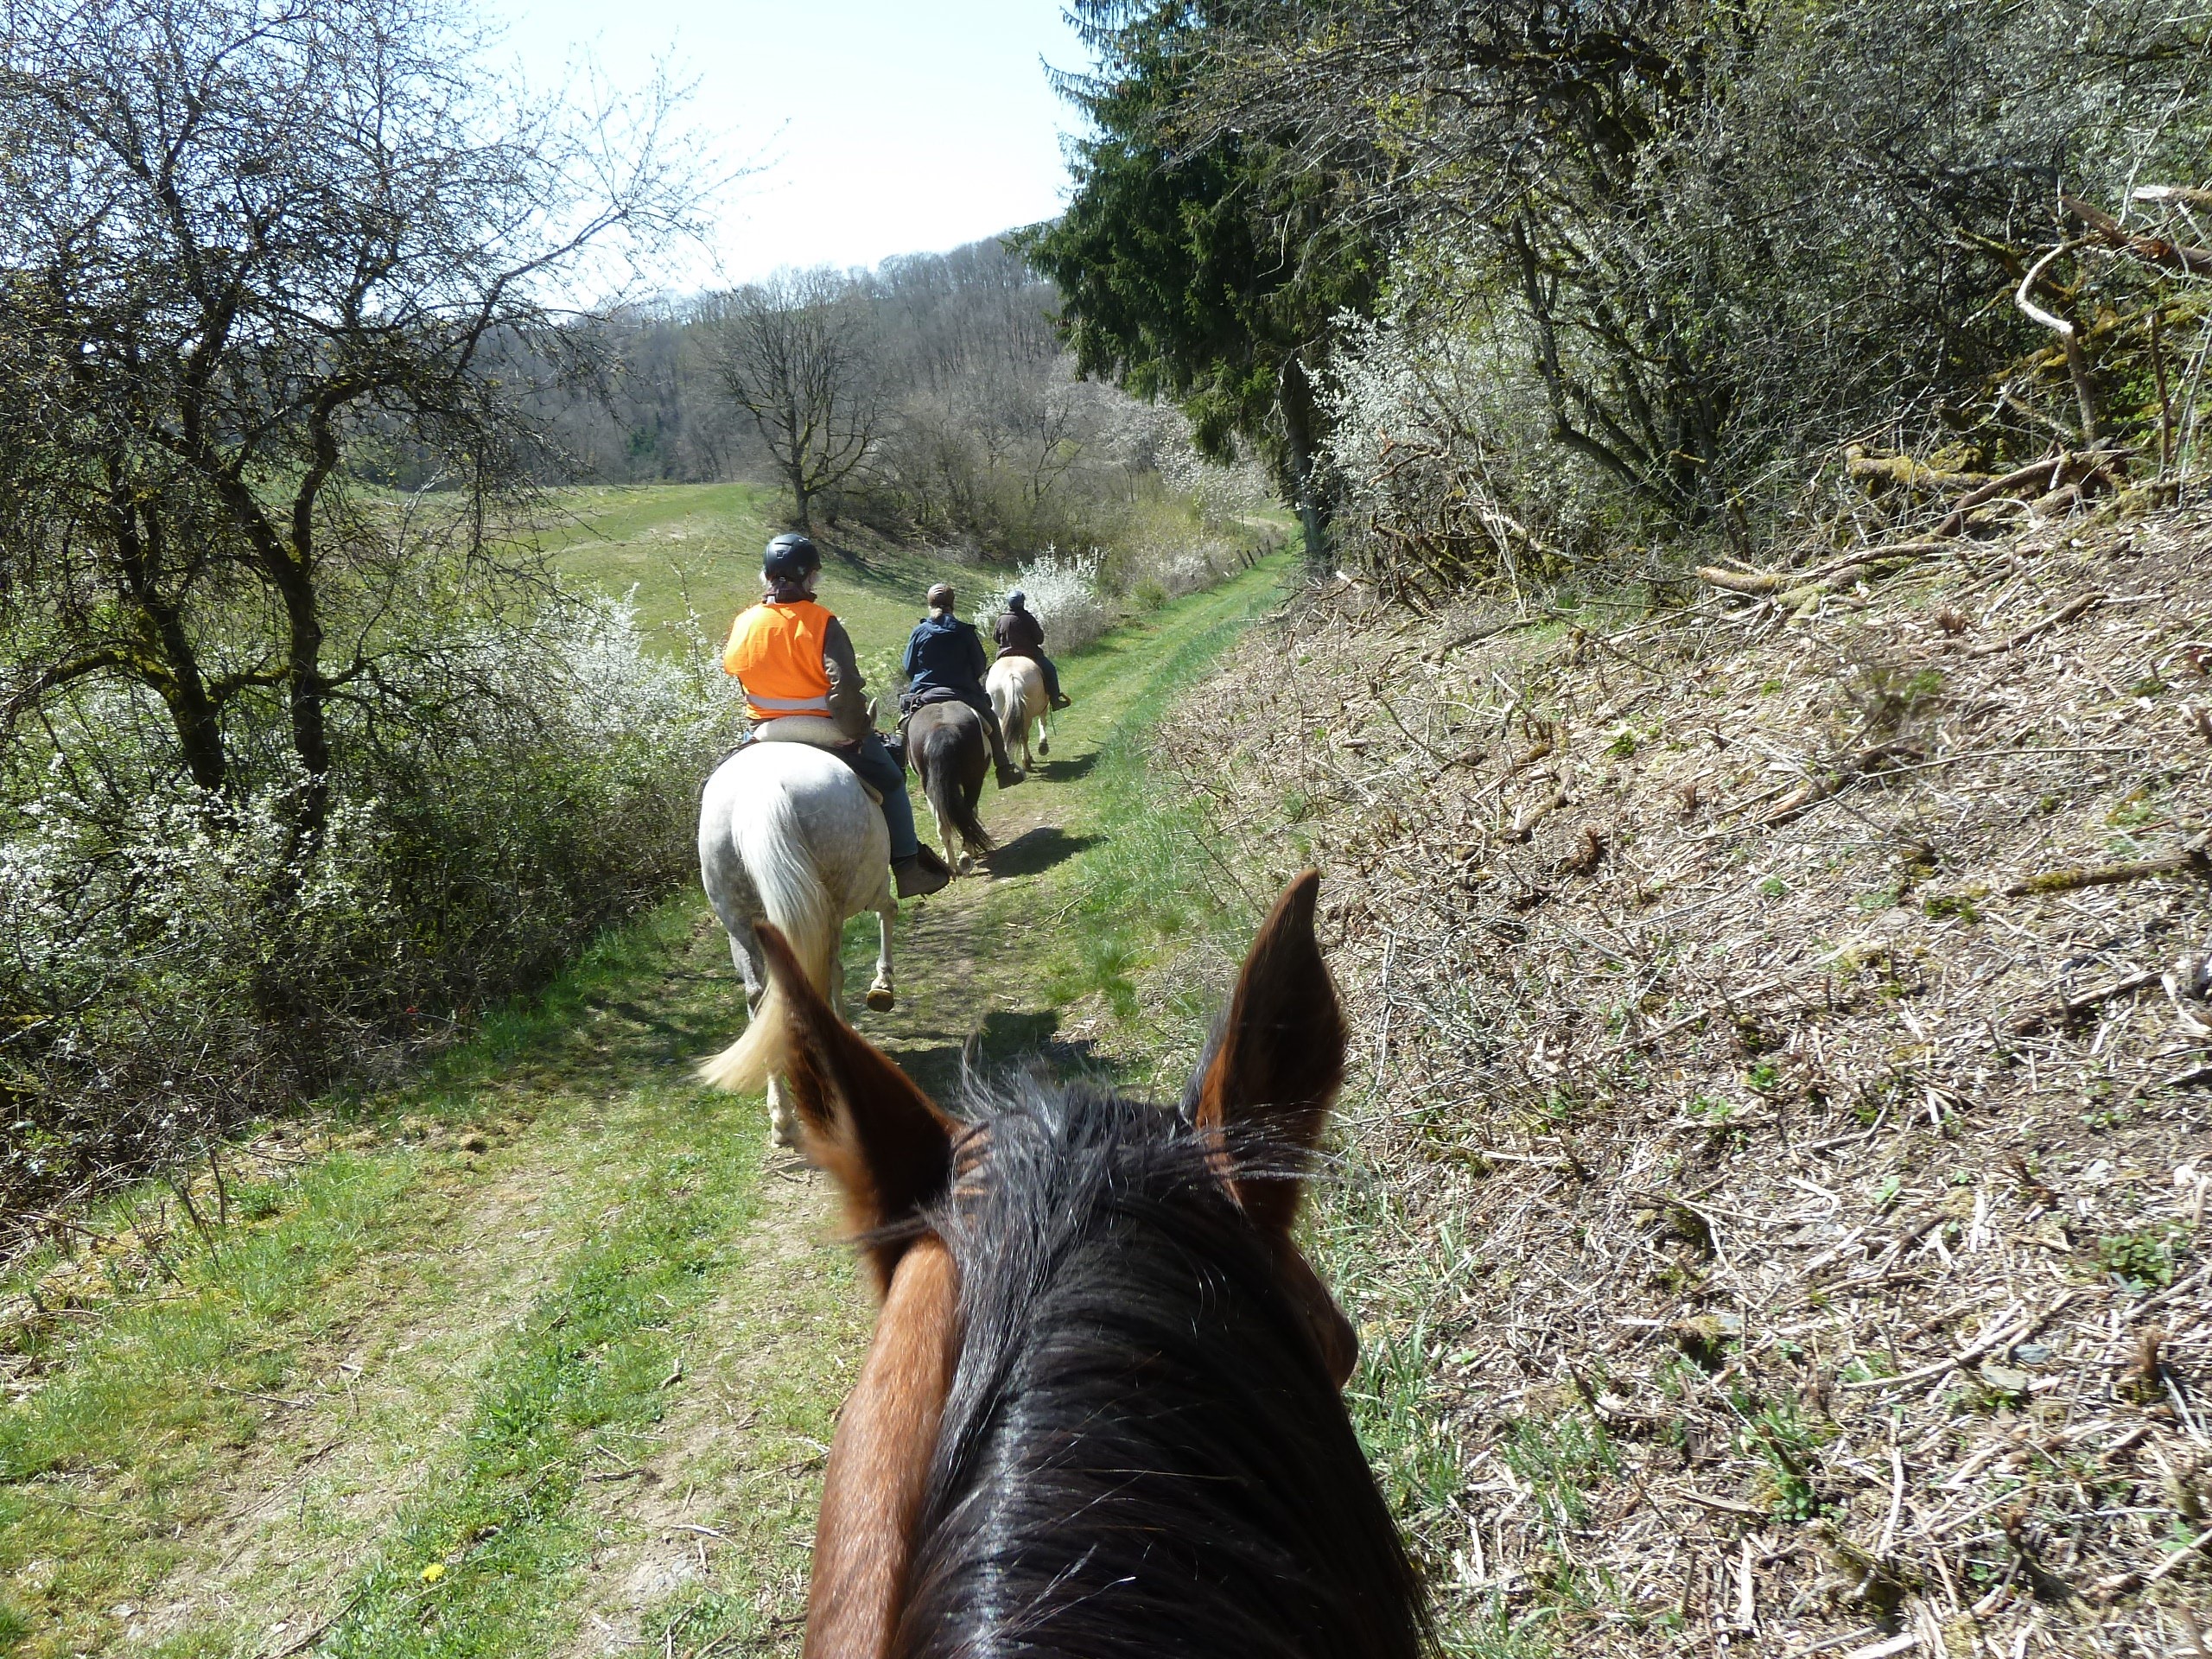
893, 1086, 1425, 1659
695, 743, 883, 1093
907, 700, 992, 857
986, 654, 1044, 730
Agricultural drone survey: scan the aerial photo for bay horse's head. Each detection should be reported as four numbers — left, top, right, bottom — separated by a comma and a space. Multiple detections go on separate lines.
744, 871, 1427, 1659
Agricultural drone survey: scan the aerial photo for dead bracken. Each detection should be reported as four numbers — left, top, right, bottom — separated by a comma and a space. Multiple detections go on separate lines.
1155, 504, 2212, 1656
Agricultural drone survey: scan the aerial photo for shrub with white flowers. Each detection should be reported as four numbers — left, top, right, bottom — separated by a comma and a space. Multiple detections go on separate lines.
0, 589, 741, 1213
983, 548, 1111, 654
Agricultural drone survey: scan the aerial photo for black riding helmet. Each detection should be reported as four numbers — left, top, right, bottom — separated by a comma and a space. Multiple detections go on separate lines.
763, 531, 821, 582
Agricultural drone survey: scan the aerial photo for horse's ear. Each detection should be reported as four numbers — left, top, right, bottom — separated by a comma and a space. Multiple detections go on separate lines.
1185, 870, 1346, 1234
750, 922, 956, 1290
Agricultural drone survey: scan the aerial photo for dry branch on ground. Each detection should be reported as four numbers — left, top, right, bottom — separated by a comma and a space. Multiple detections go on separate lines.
1155, 505, 2212, 1656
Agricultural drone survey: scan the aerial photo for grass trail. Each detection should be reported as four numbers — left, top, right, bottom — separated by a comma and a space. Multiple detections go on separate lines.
0, 556, 1289, 1659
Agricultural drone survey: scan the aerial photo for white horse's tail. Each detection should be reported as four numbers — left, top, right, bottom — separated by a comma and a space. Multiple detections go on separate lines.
696, 780, 838, 1094
989, 658, 1033, 744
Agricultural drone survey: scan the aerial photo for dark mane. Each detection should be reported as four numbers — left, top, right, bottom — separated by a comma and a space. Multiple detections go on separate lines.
891, 1079, 1429, 1659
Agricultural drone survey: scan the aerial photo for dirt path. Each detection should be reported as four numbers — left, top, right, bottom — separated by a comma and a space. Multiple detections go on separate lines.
0, 558, 1287, 1659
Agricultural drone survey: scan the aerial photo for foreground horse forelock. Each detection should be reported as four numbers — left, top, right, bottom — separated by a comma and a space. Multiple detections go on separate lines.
719, 872, 1429, 1659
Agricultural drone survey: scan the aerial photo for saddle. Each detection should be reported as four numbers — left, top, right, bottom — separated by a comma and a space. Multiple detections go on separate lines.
743, 716, 883, 805
898, 683, 968, 714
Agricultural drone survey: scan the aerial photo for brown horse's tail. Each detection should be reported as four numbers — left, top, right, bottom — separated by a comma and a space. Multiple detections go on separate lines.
918, 712, 995, 855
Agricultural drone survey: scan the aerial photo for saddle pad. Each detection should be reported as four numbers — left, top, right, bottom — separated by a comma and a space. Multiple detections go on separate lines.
741, 720, 883, 806
749, 715, 849, 747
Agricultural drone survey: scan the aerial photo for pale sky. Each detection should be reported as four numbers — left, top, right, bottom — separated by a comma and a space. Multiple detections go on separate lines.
489, 0, 1092, 289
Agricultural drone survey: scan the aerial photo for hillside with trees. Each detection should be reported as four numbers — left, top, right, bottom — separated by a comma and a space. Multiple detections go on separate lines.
1041, 1, 2212, 582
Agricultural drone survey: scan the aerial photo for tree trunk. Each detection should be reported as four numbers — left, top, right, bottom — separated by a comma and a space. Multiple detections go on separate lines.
789, 463, 814, 535
149, 620, 229, 797
111, 493, 228, 794
265, 555, 332, 852
1278, 354, 1332, 572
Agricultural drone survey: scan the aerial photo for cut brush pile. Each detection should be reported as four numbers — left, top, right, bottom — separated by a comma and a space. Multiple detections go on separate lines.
1154, 505, 2212, 1656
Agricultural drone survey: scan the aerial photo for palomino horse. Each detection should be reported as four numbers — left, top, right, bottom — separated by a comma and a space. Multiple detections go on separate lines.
905, 700, 993, 874
985, 654, 1049, 770
703, 872, 1428, 1659
696, 741, 895, 1148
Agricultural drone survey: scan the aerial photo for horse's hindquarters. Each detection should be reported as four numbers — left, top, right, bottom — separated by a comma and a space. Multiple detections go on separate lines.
909, 702, 991, 868
697, 743, 898, 1142
986, 658, 1046, 757
698, 741, 893, 983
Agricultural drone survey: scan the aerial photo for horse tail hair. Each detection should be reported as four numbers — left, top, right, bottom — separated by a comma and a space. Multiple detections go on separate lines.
922, 724, 995, 855
696, 985, 791, 1094
696, 778, 837, 1094
993, 664, 1033, 751
915, 725, 995, 858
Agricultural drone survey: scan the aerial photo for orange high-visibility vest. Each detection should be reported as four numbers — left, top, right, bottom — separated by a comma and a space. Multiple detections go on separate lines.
722, 600, 836, 720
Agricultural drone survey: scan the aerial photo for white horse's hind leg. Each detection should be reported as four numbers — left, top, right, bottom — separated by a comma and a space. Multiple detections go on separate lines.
865, 906, 894, 1011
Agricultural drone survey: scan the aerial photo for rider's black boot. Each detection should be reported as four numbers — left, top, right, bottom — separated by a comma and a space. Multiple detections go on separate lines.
893, 846, 952, 898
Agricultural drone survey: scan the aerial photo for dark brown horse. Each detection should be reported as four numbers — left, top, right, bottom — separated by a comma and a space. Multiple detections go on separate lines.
726, 873, 1428, 1659
905, 700, 994, 874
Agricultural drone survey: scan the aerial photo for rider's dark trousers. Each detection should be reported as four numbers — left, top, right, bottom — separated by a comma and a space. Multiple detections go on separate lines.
841, 733, 920, 861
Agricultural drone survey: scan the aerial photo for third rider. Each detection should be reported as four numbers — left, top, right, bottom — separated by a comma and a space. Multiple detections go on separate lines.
993, 588, 1073, 710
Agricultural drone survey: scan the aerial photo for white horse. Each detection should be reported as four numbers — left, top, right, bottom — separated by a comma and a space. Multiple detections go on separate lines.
987, 655, 1050, 770
695, 741, 895, 1147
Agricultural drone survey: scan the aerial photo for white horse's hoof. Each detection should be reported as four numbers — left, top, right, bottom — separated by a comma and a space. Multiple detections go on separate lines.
866, 984, 895, 1013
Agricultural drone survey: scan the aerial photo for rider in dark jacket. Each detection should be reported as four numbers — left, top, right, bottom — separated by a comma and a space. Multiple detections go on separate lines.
991, 589, 1072, 709
900, 583, 1024, 788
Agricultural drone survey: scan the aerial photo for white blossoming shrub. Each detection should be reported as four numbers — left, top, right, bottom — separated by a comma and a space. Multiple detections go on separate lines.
982, 547, 1112, 655
0, 590, 740, 1208
1151, 434, 1275, 532
1323, 304, 1624, 590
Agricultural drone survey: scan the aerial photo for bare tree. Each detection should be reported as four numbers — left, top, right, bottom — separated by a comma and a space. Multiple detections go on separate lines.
699, 268, 885, 534
0, 0, 697, 846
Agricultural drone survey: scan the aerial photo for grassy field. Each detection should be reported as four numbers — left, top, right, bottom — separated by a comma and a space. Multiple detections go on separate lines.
533, 484, 1007, 692
0, 555, 1294, 1659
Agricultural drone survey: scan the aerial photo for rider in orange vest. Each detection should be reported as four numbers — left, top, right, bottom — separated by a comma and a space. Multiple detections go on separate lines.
722, 533, 951, 899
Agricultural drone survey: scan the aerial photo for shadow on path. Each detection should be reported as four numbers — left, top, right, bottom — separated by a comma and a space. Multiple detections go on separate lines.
1036, 751, 1097, 784
879, 1007, 1107, 1109
988, 827, 1099, 879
